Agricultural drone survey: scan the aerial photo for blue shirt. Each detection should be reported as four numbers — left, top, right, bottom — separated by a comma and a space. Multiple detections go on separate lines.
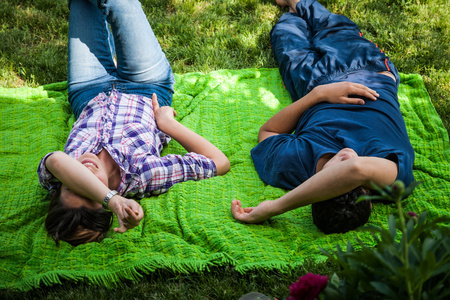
251, 71, 415, 190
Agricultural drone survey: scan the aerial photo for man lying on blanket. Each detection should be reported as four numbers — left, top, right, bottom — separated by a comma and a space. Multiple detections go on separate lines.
231, 0, 415, 233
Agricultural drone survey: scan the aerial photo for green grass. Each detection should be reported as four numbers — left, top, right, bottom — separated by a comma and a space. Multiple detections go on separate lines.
1, 0, 448, 131
0, 0, 449, 298
0, 263, 340, 300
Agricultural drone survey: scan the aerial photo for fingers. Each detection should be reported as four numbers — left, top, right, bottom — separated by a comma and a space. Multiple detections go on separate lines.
231, 199, 256, 223
152, 93, 159, 110
334, 82, 379, 105
231, 199, 246, 220
348, 83, 379, 101
121, 203, 143, 227
113, 219, 128, 233
243, 207, 254, 213
114, 201, 125, 221
319, 82, 379, 106
114, 225, 127, 233
126, 200, 144, 221
123, 205, 142, 225
231, 199, 242, 216
342, 97, 366, 105
113, 200, 144, 233
113, 201, 127, 233
152, 93, 177, 118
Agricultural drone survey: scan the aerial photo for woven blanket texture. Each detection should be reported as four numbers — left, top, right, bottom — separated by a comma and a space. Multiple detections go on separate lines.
0, 69, 449, 291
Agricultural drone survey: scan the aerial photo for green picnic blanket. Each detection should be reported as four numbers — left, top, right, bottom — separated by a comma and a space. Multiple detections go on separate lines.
0, 69, 449, 291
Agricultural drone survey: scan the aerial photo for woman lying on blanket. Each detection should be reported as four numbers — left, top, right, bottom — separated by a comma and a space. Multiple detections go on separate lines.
231, 0, 415, 233
37, 0, 229, 246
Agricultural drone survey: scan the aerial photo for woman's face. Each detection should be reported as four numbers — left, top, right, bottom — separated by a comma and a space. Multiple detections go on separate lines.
60, 153, 109, 209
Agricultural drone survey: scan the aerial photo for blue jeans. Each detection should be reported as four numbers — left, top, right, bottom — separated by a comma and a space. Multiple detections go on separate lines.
67, 0, 175, 118
270, 0, 399, 102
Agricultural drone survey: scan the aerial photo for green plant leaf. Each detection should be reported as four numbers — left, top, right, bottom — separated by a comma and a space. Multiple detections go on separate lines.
403, 180, 422, 196
346, 241, 354, 252
370, 281, 398, 299
421, 237, 437, 259
388, 215, 397, 240
356, 194, 386, 203
405, 218, 415, 240
323, 180, 450, 299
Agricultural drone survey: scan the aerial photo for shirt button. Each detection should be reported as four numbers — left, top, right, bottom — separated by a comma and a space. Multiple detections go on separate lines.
109, 105, 115, 111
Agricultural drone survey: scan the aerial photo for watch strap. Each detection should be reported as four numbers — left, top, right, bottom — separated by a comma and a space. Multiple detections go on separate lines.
102, 190, 118, 211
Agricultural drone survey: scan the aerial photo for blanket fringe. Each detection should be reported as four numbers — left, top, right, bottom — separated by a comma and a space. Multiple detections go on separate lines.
5, 253, 238, 291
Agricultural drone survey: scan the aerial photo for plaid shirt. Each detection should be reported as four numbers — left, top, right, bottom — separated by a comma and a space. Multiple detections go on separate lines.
37, 91, 217, 197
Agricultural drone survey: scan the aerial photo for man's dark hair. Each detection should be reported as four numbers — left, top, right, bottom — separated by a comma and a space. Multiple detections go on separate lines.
45, 186, 113, 246
311, 187, 372, 234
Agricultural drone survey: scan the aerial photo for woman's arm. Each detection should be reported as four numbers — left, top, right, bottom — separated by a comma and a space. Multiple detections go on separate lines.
45, 151, 143, 232
152, 94, 230, 175
45, 151, 112, 203
258, 82, 379, 142
231, 156, 397, 223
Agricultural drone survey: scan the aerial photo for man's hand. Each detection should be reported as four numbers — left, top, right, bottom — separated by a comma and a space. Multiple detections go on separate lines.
109, 195, 144, 233
230, 199, 276, 224
257, 81, 379, 143
314, 82, 379, 105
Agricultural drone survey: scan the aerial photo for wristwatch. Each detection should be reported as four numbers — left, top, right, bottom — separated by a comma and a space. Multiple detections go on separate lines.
102, 190, 118, 211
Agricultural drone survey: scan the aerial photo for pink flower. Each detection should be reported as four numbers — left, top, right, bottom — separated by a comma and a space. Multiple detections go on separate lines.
407, 211, 418, 218
287, 273, 328, 300
406, 211, 418, 225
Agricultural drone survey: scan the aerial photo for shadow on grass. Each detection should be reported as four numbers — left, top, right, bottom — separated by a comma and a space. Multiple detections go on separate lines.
0, 260, 339, 300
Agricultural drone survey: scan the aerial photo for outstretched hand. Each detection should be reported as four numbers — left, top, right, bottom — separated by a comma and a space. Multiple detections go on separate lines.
230, 199, 276, 224
110, 196, 144, 233
315, 82, 379, 105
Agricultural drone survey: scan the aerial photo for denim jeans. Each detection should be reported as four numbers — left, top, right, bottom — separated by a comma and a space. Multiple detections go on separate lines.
270, 0, 399, 102
67, 0, 175, 118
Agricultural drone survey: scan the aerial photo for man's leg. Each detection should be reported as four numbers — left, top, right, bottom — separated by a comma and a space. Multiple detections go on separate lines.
271, 0, 357, 100
271, 0, 362, 100
270, 7, 316, 101
295, 0, 399, 88
272, 0, 398, 101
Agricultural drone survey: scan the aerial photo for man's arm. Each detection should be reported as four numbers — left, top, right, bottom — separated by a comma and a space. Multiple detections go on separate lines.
152, 94, 230, 175
231, 156, 397, 223
258, 82, 379, 142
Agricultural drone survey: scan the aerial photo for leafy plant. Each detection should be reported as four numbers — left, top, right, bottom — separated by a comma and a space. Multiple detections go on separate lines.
319, 180, 450, 300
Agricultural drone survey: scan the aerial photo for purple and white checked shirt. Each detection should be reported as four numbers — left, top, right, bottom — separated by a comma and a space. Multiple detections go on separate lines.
37, 91, 217, 197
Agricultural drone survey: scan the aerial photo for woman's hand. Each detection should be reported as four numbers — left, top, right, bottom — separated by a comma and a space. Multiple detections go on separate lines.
151, 93, 230, 175
313, 82, 379, 105
109, 195, 144, 233
152, 93, 177, 132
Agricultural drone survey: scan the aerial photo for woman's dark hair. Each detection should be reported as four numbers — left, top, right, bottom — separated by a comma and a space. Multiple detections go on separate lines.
45, 186, 113, 246
311, 187, 372, 234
